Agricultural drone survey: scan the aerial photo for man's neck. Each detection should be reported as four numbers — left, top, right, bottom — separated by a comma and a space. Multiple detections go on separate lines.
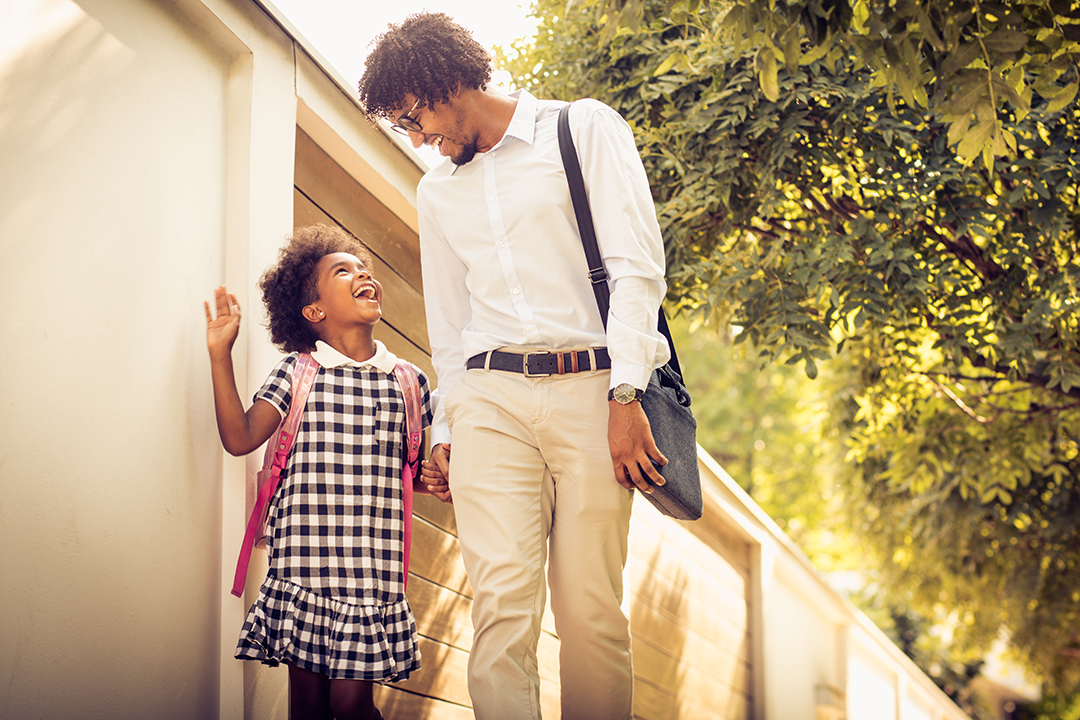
465, 87, 519, 154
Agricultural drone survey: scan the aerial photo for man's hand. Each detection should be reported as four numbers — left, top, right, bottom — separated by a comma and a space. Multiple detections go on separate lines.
420, 442, 453, 503
608, 400, 667, 493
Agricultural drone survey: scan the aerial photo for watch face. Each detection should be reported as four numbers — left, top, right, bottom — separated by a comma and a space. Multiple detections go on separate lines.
614, 383, 636, 403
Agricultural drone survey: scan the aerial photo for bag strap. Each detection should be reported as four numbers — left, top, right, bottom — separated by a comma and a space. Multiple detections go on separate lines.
392, 360, 422, 592
556, 103, 685, 384
557, 104, 610, 327
231, 353, 320, 598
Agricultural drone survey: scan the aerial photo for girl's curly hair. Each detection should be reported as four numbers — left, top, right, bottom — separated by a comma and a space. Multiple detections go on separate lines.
258, 224, 371, 353
357, 12, 492, 122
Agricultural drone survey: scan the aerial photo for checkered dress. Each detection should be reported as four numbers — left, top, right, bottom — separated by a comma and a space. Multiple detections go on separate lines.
234, 353, 433, 682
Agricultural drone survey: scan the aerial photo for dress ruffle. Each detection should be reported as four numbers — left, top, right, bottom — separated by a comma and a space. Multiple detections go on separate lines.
235, 575, 421, 682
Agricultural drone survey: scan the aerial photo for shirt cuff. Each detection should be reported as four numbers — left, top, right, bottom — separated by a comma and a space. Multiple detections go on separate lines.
430, 407, 452, 446
609, 363, 655, 394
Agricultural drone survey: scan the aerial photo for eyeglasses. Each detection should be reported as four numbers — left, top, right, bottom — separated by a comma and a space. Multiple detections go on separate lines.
390, 98, 423, 136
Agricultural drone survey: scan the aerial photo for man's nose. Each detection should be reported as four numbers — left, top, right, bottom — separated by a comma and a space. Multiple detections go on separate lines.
409, 130, 425, 149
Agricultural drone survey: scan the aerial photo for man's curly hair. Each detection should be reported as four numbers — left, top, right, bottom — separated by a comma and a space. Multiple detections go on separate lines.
258, 224, 372, 353
357, 12, 492, 122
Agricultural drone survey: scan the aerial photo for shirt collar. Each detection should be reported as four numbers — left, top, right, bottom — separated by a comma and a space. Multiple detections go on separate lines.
310, 339, 398, 374
500, 89, 538, 146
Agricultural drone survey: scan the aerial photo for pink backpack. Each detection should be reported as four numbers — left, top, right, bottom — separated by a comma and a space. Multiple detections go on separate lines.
230, 353, 423, 597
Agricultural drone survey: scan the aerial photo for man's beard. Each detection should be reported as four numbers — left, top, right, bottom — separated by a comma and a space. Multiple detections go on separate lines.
451, 139, 479, 166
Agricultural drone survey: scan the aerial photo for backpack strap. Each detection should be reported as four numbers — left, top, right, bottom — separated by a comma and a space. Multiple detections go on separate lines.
231, 353, 320, 598
392, 360, 422, 592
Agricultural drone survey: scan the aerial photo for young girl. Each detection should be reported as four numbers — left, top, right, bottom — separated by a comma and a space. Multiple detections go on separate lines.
205, 224, 449, 720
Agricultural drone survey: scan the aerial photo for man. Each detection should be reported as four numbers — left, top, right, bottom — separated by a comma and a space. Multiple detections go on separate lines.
358, 13, 670, 720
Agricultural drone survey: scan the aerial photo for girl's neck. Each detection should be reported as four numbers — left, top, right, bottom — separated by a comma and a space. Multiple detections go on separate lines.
321, 327, 376, 364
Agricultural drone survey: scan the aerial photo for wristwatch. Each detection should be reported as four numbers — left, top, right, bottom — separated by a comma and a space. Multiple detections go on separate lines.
608, 383, 644, 404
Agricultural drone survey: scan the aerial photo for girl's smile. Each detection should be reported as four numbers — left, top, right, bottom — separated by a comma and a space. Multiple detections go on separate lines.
307, 252, 383, 326
353, 277, 380, 302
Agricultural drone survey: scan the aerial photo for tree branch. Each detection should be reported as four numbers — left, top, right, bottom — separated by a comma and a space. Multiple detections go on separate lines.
963, 349, 1080, 400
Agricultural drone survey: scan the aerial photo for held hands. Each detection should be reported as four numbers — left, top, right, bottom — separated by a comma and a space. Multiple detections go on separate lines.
205, 285, 241, 357
420, 443, 453, 504
608, 400, 667, 494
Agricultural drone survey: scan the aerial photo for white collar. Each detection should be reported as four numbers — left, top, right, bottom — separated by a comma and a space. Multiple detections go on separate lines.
310, 339, 397, 374
499, 89, 538, 146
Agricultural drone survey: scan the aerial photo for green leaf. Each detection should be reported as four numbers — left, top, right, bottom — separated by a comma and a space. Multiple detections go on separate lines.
956, 119, 996, 162
981, 29, 1030, 54
799, 39, 831, 66
947, 110, 974, 146
757, 50, 780, 102
1045, 81, 1079, 114
653, 52, 684, 77
942, 42, 982, 77
782, 26, 801, 75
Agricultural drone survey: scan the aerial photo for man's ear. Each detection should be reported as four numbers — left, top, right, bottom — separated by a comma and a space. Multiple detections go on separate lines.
302, 304, 324, 324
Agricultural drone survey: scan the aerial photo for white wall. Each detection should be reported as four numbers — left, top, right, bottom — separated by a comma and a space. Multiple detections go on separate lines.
697, 454, 974, 720
766, 573, 844, 719
0, 0, 296, 717
848, 648, 900, 720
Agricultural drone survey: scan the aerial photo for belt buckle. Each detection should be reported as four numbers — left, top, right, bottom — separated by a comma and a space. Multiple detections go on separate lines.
523, 351, 551, 378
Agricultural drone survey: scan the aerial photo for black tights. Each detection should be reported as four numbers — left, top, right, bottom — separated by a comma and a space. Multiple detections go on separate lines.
286, 663, 381, 720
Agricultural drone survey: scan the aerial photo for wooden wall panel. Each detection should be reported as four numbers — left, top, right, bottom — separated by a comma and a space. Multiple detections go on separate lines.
294, 129, 423, 291
628, 504, 754, 720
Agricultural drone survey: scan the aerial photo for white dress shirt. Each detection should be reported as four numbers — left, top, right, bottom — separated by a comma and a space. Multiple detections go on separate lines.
418, 91, 670, 445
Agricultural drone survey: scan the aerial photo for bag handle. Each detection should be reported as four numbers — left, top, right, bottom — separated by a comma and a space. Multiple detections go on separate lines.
231, 353, 320, 598
392, 360, 422, 592
556, 103, 685, 385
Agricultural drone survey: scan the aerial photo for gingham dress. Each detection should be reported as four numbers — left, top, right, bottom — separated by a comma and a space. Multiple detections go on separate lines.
234, 352, 432, 682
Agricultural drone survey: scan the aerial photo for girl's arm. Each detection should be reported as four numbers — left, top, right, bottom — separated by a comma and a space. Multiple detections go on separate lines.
205, 286, 281, 456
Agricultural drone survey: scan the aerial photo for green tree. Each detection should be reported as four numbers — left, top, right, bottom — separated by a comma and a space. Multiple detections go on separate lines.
558, 0, 1080, 167
1019, 690, 1080, 719
502, 0, 1080, 689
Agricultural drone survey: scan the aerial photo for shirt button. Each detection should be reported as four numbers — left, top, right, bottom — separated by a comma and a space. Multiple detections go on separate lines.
513, 288, 521, 294
488, 195, 495, 201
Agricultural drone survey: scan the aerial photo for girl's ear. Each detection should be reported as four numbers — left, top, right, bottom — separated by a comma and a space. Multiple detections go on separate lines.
302, 304, 325, 324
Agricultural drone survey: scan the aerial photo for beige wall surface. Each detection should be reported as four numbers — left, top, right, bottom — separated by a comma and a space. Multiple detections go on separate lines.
0, 0, 295, 718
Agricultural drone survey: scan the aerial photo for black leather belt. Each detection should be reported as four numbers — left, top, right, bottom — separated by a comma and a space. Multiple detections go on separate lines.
466, 348, 610, 376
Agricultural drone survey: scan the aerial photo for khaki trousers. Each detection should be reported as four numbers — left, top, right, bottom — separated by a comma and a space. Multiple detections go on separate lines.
443, 365, 634, 720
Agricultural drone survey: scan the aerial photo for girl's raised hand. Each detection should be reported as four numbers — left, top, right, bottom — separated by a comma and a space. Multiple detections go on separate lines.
205, 285, 241, 356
